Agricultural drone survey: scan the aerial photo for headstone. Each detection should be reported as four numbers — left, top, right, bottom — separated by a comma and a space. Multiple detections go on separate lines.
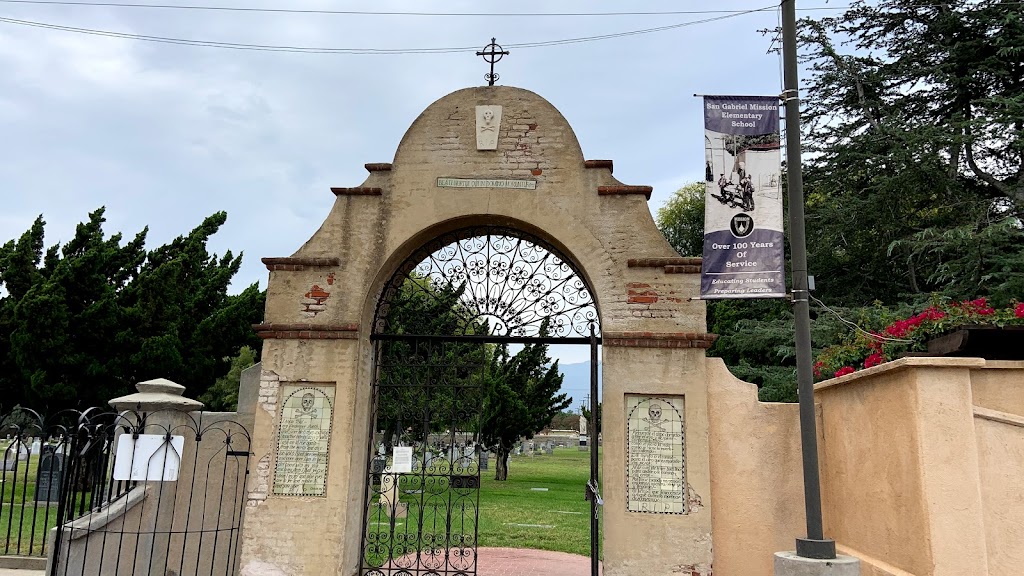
479, 451, 489, 471
3, 442, 29, 470
30, 438, 42, 455
545, 443, 553, 455
35, 451, 65, 502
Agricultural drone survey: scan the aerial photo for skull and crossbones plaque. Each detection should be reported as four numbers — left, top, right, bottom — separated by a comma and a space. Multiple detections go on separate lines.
625, 395, 686, 514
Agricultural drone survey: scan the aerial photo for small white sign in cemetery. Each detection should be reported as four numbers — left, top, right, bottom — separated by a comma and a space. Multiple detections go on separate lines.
391, 447, 414, 474
113, 434, 185, 481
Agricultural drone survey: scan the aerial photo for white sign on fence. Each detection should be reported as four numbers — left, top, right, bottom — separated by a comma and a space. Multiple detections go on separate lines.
113, 434, 185, 481
391, 447, 414, 474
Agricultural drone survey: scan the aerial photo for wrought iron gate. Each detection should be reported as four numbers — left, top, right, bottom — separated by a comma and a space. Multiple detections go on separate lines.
359, 226, 600, 576
0, 406, 250, 576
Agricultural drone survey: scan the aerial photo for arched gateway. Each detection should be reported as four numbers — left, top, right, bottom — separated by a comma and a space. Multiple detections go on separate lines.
245, 86, 716, 576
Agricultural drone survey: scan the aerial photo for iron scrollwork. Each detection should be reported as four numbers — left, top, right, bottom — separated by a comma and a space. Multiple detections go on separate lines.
374, 227, 600, 338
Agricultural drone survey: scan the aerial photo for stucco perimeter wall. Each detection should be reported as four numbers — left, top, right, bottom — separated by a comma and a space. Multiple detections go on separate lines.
706, 357, 1024, 576
812, 357, 1024, 576
969, 361, 1024, 418
706, 359, 804, 576
974, 404, 1024, 576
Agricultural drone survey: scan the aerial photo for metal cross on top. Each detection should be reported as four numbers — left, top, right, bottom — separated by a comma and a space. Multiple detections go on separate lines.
476, 38, 509, 86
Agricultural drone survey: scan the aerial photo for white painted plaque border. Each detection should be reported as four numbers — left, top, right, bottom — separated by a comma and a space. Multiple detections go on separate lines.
273, 383, 336, 497
625, 395, 687, 514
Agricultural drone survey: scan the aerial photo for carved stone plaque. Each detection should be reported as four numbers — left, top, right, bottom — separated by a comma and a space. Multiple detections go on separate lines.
475, 105, 502, 150
626, 395, 686, 514
273, 384, 335, 496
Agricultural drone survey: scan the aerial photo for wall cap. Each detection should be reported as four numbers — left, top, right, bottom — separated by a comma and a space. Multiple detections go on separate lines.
109, 378, 204, 412
815, 356, 988, 392
974, 406, 1024, 428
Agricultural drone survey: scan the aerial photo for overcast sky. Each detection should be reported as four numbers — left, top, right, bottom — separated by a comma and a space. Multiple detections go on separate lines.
0, 0, 813, 364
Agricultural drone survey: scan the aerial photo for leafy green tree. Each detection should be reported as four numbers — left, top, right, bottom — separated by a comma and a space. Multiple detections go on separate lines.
799, 0, 1024, 306
547, 410, 580, 431
655, 182, 706, 259
0, 208, 264, 409
480, 331, 570, 481
199, 346, 258, 411
374, 277, 489, 453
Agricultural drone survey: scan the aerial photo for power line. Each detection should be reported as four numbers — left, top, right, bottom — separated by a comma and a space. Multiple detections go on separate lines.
0, 8, 772, 54
0, 0, 802, 17
4, 0, 1018, 15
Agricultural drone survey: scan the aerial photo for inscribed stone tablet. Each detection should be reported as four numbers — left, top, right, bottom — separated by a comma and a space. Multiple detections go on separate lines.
625, 395, 686, 514
273, 384, 335, 496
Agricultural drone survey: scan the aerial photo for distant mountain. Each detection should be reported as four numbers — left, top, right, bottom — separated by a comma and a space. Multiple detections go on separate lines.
556, 361, 602, 410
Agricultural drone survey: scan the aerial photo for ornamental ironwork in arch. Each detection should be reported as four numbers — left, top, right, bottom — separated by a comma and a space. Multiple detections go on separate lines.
374, 226, 600, 338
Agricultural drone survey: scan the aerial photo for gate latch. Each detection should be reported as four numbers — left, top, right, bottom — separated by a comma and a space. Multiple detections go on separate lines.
585, 481, 603, 507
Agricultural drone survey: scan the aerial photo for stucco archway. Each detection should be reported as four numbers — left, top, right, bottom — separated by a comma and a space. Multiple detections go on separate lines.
245, 86, 716, 576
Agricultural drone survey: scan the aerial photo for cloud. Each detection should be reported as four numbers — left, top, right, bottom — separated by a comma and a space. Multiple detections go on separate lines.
0, 0, 785, 300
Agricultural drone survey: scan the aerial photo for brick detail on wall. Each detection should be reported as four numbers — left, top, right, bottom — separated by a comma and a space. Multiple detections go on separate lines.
584, 159, 614, 173
664, 265, 701, 274
364, 163, 393, 172
627, 282, 661, 305
253, 323, 360, 340
597, 185, 653, 200
248, 453, 271, 508
603, 331, 718, 349
331, 187, 383, 196
628, 257, 703, 267
257, 370, 280, 417
261, 257, 341, 271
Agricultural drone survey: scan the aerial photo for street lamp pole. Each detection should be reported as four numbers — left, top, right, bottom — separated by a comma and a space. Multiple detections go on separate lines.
780, 0, 836, 560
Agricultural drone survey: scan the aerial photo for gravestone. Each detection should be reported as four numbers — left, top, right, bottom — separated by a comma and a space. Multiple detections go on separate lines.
35, 449, 65, 503
3, 442, 29, 471
545, 443, 553, 455
479, 451, 489, 471
30, 438, 41, 455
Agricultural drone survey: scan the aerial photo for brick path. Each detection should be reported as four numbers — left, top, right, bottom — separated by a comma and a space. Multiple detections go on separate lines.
387, 547, 600, 576
476, 547, 601, 576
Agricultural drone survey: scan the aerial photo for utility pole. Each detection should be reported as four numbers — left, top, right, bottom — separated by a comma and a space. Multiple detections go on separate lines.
781, 0, 836, 561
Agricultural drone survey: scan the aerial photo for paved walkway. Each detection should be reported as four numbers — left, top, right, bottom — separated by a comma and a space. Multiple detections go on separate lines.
476, 547, 600, 576
1, 548, 598, 576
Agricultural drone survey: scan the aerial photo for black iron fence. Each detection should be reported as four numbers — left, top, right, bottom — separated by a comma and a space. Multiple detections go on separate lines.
1, 407, 250, 576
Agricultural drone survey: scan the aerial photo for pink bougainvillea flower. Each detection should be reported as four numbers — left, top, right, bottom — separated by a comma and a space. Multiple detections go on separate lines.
834, 366, 856, 378
864, 352, 885, 369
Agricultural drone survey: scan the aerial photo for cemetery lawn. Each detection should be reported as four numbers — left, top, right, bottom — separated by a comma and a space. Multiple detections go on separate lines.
477, 447, 601, 557
2, 457, 60, 556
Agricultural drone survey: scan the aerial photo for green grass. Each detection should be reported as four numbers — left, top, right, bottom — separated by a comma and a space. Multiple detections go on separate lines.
477, 448, 600, 556
2, 454, 60, 556
0, 503, 57, 556
365, 447, 601, 567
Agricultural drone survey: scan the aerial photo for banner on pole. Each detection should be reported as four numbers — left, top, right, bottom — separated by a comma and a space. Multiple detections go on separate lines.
701, 95, 786, 299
